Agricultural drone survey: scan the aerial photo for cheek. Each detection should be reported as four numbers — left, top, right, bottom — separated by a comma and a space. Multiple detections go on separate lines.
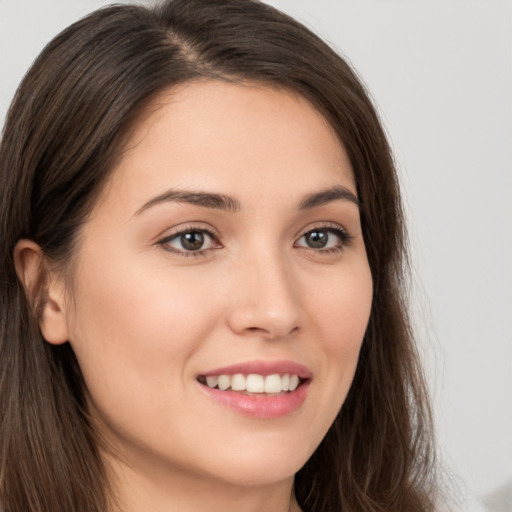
66, 253, 221, 405
287, 261, 372, 457
310, 262, 372, 356
65, 257, 229, 457
307, 259, 372, 409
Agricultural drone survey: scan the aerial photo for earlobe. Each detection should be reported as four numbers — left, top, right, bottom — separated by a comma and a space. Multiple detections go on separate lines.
14, 239, 70, 345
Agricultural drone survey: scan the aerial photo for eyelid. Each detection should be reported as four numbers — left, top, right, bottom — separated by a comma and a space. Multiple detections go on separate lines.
156, 223, 222, 256
294, 222, 353, 251
155, 221, 352, 258
157, 222, 221, 240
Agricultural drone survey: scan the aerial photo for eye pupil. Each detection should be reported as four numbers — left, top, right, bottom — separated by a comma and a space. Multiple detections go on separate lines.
306, 230, 328, 248
181, 231, 204, 251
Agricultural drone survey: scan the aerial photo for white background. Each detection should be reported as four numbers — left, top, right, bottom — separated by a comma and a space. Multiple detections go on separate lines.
1, 0, 510, 509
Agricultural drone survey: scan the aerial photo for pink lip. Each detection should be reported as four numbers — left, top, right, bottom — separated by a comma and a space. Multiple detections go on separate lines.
197, 360, 312, 419
198, 382, 310, 418
199, 360, 312, 379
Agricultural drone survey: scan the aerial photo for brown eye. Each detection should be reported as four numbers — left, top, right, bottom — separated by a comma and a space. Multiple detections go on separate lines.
180, 231, 205, 251
160, 229, 218, 254
303, 230, 328, 249
295, 226, 350, 252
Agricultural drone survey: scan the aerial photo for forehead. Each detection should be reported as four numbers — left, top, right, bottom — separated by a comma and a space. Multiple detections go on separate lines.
100, 80, 355, 211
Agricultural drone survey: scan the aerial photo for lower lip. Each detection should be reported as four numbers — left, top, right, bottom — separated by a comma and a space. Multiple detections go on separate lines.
198, 381, 310, 418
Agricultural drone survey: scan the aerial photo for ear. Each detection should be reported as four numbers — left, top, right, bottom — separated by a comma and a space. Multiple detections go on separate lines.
14, 239, 70, 345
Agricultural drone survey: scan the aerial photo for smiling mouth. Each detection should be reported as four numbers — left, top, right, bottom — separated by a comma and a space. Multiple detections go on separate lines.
197, 373, 307, 395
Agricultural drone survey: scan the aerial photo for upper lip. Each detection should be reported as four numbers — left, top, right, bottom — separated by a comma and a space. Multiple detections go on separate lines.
199, 360, 312, 379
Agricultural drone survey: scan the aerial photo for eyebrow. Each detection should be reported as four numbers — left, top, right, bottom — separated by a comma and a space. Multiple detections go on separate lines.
135, 189, 241, 215
298, 186, 360, 210
135, 184, 359, 216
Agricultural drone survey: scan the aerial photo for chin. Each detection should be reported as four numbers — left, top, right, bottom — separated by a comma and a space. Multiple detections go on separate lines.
210, 461, 300, 488
195, 435, 315, 487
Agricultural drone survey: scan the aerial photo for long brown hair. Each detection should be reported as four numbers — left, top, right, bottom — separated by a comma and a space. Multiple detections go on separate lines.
0, 1, 436, 511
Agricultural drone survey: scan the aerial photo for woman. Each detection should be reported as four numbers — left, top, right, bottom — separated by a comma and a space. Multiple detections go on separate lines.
0, 0, 437, 511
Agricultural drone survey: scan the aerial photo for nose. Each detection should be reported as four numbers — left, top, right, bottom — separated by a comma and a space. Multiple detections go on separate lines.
226, 250, 301, 340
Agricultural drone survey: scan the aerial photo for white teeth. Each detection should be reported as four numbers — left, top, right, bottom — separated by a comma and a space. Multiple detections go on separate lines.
203, 373, 303, 393
246, 374, 265, 393
288, 374, 300, 391
206, 376, 218, 388
217, 374, 231, 391
264, 374, 282, 393
231, 374, 246, 391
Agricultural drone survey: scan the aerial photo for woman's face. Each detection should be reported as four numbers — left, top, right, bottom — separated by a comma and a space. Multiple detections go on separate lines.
58, 81, 372, 487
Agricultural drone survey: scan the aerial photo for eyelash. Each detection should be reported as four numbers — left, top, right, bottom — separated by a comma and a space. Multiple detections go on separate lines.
294, 223, 353, 254
157, 223, 352, 258
157, 224, 220, 258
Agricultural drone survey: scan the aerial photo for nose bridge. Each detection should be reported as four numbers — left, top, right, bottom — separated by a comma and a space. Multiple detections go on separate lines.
227, 244, 300, 338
